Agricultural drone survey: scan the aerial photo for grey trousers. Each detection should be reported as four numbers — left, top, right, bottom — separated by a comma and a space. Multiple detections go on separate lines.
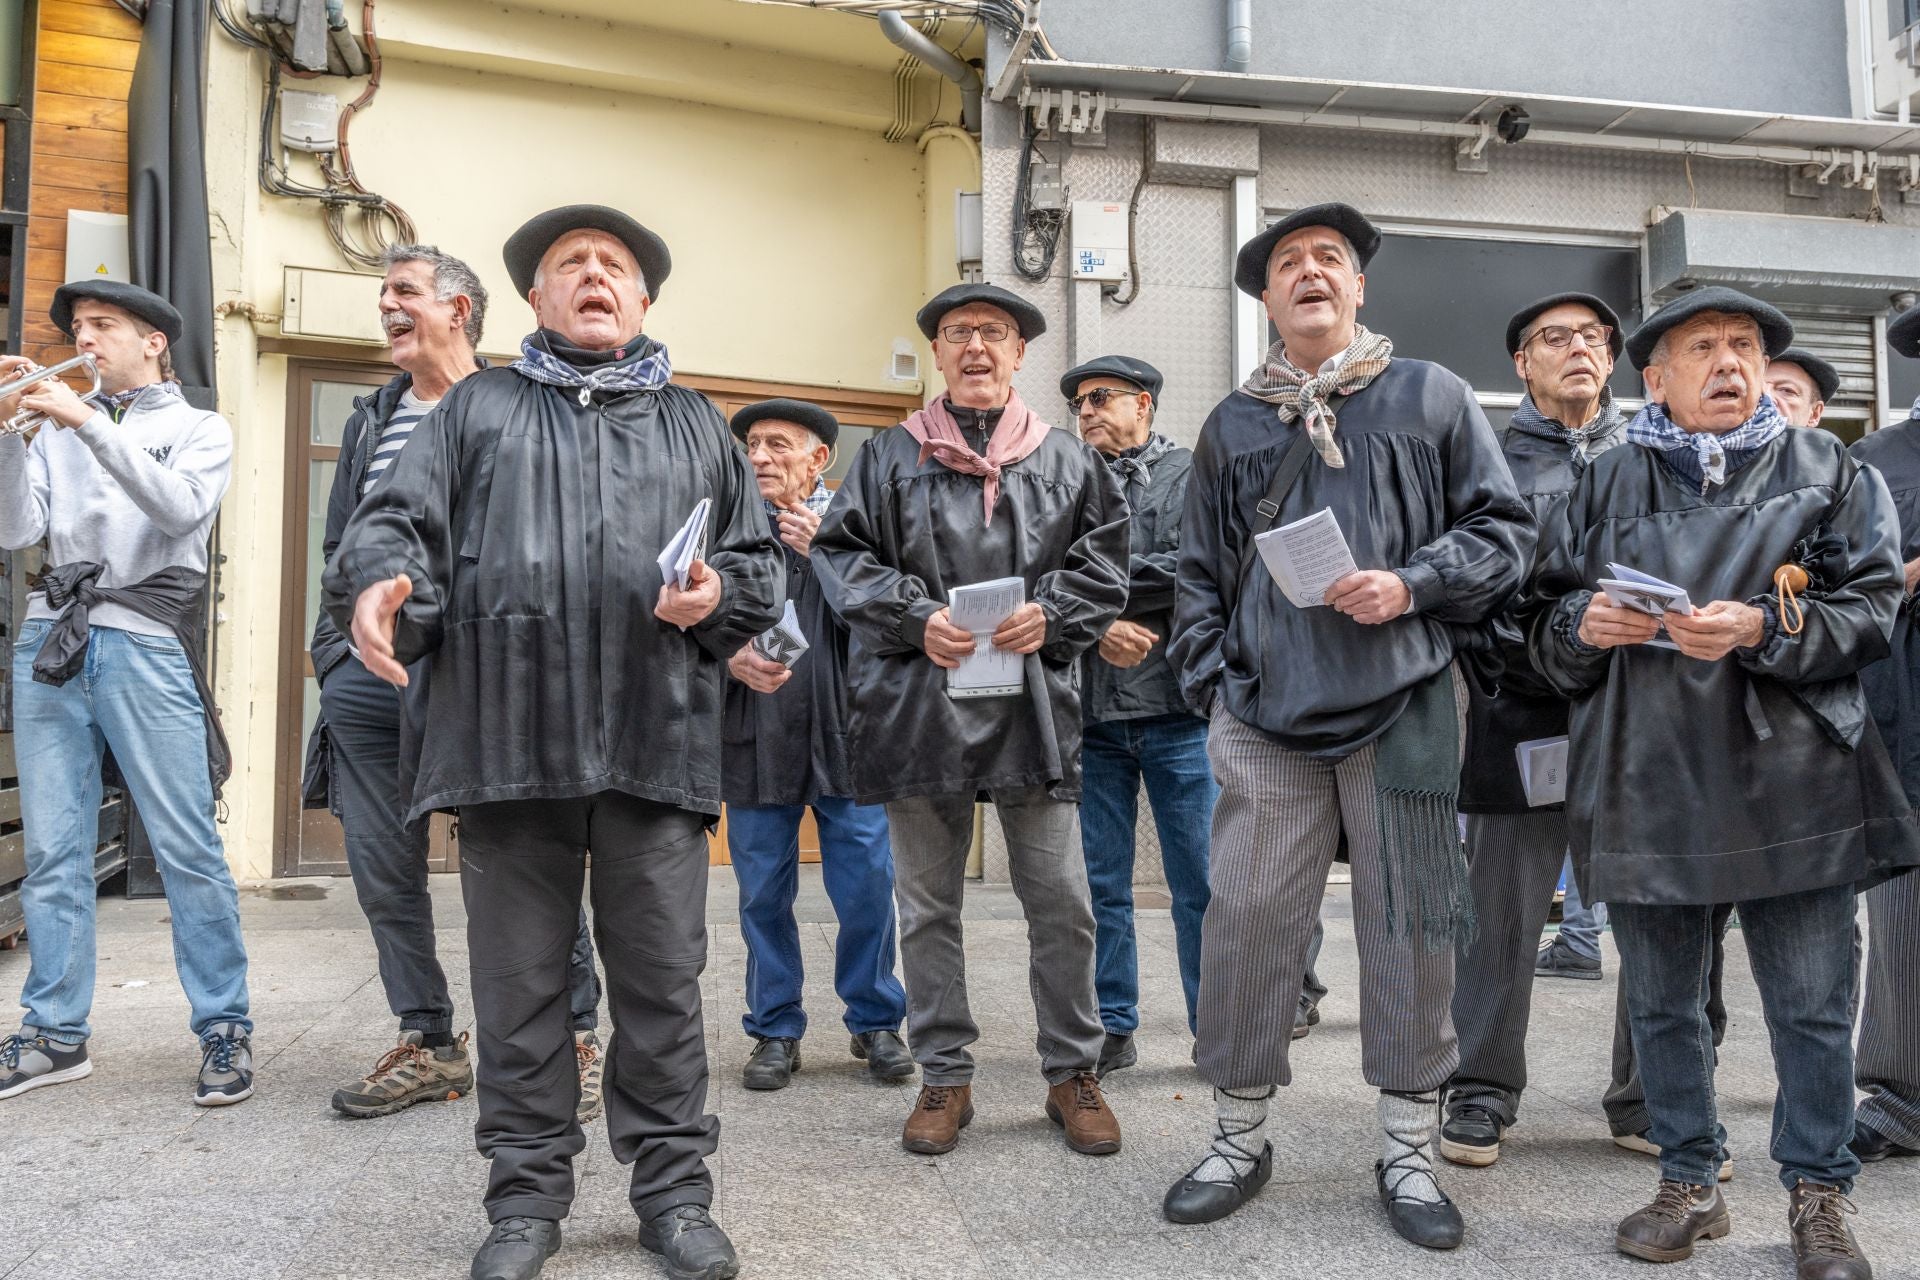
458, 793, 717, 1225
1445, 810, 1569, 1125
884, 786, 1104, 1086
1858, 870, 1920, 1147
1196, 702, 1459, 1093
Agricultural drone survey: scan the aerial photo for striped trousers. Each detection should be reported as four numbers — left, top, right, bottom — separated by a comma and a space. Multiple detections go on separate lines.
1194, 694, 1461, 1093
1858, 869, 1920, 1147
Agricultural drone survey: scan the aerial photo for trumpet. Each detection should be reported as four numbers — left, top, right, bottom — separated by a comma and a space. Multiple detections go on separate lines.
1, 353, 103, 435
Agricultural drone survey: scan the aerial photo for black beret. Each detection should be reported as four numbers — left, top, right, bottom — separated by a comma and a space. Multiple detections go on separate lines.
50, 279, 183, 344
1625, 286, 1792, 371
1233, 202, 1381, 299
1505, 291, 1624, 358
1059, 354, 1163, 402
1889, 304, 1920, 359
503, 204, 672, 301
729, 397, 839, 449
915, 282, 1046, 341
1771, 347, 1840, 403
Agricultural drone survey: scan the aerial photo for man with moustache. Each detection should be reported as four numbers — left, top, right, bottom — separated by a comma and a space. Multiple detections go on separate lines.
326, 206, 783, 1280
303, 245, 610, 1125
721, 397, 910, 1093
1164, 204, 1532, 1249
813, 281, 1130, 1159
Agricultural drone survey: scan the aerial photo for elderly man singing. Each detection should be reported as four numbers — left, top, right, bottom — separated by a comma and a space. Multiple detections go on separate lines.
1529, 288, 1918, 1279
326, 205, 783, 1280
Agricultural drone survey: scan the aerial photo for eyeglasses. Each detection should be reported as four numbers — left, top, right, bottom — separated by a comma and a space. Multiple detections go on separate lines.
1525, 324, 1614, 352
939, 322, 1016, 345
1067, 388, 1144, 413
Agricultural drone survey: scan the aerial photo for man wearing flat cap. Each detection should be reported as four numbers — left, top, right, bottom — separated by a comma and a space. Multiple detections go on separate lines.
0, 280, 253, 1110
1528, 286, 1918, 1276
720, 398, 910, 1094
1840, 305, 1920, 1170
813, 281, 1131, 1158
1440, 291, 1629, 1167
1165, 203, 1533, 1249
1058, 354, 1214, 1077
1768, 348, 1840, 430
326, 205, 783, 1280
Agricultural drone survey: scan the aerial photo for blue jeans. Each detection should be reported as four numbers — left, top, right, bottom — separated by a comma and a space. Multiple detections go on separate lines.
1613, 884, 1859, 1191
727, 795, 906, 1040
12, 622, 250, 1043
1079, 713, 1216, 1035
1557, 852, 1608, 961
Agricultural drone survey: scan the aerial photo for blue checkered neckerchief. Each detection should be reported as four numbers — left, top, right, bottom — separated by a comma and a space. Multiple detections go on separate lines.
1625, 394, 1788, 493
510, 334, 672, 403
763, 478, 833, 521
102, 379, 183, 421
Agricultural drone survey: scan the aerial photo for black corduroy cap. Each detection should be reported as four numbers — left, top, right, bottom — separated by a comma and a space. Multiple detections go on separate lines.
51, 279, 183, 344
1505, 291, 1624, 358
1233, 203, 1381, 299
503, 204, 672, 300
729, 397, 839, 448
1624, 286, 1792, 371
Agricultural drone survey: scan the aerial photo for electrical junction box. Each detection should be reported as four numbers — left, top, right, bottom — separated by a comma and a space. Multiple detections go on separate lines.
282, 265, 385, 344
279, 88, 340, 152
1027, 159, 1066, 212
65, 210, 128, 283
1070, 200, 1129, 281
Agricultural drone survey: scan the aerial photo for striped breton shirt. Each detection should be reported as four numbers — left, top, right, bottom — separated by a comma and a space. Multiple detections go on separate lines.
361, 387, 437, 498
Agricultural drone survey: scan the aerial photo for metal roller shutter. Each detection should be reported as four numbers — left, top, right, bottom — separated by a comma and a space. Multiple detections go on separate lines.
1779, 308, 1877, 410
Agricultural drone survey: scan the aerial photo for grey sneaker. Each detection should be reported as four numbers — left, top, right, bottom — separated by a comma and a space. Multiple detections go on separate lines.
195, 1023, 254, 1106
332, 1030, 473, 1118
0, 1031, 92, 1100
575, 1029, 604, 1124
1535, 937, 1603, 981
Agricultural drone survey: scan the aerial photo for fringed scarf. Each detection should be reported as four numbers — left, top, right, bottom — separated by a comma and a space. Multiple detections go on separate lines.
901, 388, 1052, 526
1373, 668, 1477, 953
1238, 326, 1394, 468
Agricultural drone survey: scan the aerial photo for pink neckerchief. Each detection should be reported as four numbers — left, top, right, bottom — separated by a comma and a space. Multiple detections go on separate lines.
900, 388, 1052, 526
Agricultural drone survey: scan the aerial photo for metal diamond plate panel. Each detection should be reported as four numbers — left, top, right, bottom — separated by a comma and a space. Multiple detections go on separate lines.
1148, 118, 1260, 186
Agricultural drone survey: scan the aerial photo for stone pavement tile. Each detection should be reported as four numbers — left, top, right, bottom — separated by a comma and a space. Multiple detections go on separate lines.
13, 1192, 323, 1280
0, 1239, 36, 1280
723, 1155, 970, 1252
0, 1067, 209, 1138
0, 1130, 173, 1217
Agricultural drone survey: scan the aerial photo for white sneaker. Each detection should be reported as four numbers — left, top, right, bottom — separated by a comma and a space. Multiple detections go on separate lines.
1614, 1131, 1734, 1182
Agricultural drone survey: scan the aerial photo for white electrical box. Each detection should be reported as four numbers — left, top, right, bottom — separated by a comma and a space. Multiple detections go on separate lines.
280, 88, 341, 152
65, 210, 129, 283
954, 190, 983, 272
282, 265, 386, 344
1070, 200, 1129, 281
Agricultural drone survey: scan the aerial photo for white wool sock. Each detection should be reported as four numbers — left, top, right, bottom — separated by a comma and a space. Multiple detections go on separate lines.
1379, 1089, 1444, 1205
1190, 1086, 1274, 1184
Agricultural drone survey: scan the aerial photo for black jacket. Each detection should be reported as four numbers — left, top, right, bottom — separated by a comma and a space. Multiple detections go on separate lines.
1528, 429, 1920, 905
721, 509, 855, 807
321, 344, 785, 823
1082, 433, 1197, 726
1458, 395, 1625, 813
1170, 360, 1535, 757
1853, 416, 1920, 807
812, 422, 1130, 804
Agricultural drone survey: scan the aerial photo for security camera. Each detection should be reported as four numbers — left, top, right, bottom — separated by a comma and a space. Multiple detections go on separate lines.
1496, 105, 1531, 144
1892, 291, 1919, 315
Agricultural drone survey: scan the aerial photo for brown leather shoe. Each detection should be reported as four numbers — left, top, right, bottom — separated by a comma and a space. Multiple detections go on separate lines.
901, 1084, 973, 1155
1615, 1180, 1732, 1262
1788, 1181, 1871, 1280
1045, 1072, 1121, 1156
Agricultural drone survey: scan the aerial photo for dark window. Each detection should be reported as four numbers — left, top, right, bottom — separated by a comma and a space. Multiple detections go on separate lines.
1890, 342, 1920, 421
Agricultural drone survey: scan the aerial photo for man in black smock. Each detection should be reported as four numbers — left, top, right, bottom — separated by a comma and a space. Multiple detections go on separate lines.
326, 205, 782, 1280
812, 281, 1130, 1160
1529, 288, 1918, 1278
1163, 203, 1532, 1250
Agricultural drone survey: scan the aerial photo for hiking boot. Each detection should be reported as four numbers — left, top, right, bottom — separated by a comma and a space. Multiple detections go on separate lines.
1045, 1071, 1122, 1155
638, 1204, 739, 1280
0, 1032, 92, 1100
902, 1083, 973, 1154
194, 1023, 253, 1107
1615, 1180, 1731, 1262
1849, 1118, 1919, 1163
850, 1029, 914, 1082
1439, 1103, 1504, 1167
576, 1029, 604, 1123
1788, 1181, 1871, 1280
1535, 937, 1603, 981
332, 1031, 472, 1119
471, 1216, 560, 1280
741, 1037, 798, 1091
1292, 998, 1321, 1040
1614, 1130, 1736, 1182
1096, 1032, 1137, 1080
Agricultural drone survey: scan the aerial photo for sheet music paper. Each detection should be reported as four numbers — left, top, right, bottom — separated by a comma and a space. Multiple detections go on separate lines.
947, 576, 1026, 698
1515, 736, 1569, 807
656, 497, 713, 591
750, 599, 810, 669
1596, 561, 1694, 652
1254, 508, 1360, 609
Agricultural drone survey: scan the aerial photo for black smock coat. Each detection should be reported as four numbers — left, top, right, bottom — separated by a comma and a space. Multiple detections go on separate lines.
721, 510, 855, 808
1528, 429, 1920, 906
812, 422, 1130, 805
321, 343, 785, 824
1082, 432, 1196, 726
1852, 416, 1920, 807
1458, 396, 1624, 813
1169, 359, 1535, 757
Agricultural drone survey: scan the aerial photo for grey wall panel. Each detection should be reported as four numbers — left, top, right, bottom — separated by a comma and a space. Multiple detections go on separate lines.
1028, 0, 1852, 119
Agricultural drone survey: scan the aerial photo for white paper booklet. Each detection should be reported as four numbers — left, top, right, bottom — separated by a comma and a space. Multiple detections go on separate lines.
1254, 508, 1360, 609
1596, 561, 1693, 651
750, 599, 810, 669
946, 576, 1026, 699
656, 497, 712, 591
1515, 735, 1569, 807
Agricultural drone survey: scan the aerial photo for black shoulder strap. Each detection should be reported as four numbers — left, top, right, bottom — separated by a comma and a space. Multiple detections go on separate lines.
1236, 414, 1323, 583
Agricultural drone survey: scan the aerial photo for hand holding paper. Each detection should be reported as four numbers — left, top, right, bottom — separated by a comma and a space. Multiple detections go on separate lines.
655, 557, 722, 630
1325, 570, 1411, 625
1255, 509, 1361, 609
946, 577, 1026, 697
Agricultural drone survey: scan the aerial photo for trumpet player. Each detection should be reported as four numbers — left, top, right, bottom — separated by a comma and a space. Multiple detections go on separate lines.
0, 279, 253, 1108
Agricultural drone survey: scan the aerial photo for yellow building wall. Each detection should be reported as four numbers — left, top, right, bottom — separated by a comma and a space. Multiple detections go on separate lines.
202, 13, 972, 878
